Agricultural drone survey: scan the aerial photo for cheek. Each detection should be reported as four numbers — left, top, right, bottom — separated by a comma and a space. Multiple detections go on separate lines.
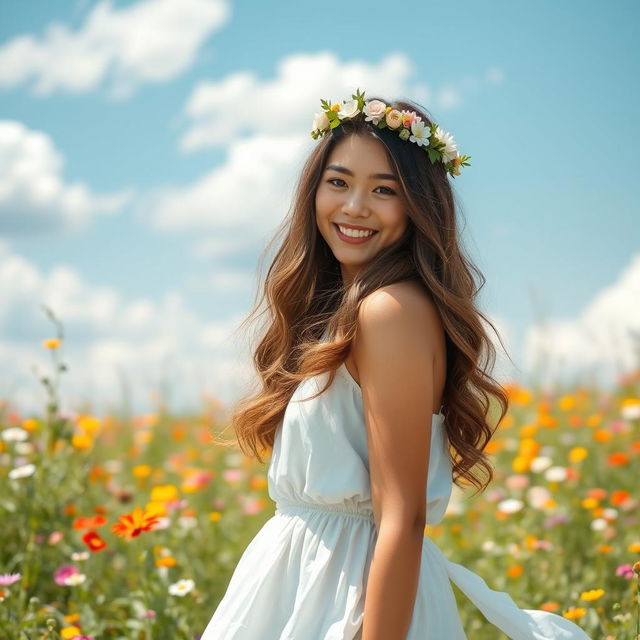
315, 187, 335, 217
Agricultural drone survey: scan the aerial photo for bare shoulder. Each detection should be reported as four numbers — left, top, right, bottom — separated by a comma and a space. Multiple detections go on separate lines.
353, 280, 442, 362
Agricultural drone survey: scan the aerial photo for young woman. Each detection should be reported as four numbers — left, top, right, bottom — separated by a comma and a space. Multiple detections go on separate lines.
200, 89, 592, 639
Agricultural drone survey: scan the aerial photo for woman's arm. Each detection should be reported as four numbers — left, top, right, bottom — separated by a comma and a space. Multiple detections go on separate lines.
354, 281, 440, 640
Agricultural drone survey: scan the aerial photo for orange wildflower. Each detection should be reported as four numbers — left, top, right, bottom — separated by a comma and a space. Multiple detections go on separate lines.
72, 515, 107, 530
563, 607, 586, 620
155, 556, 177, 567
610, 490, 630, 506
567, 414, 583, 428
539, 601, 560, 612
507, 564, 524, 578
593, 429, 611, 443
111, 506, 160, 539
607, 452, 629, 466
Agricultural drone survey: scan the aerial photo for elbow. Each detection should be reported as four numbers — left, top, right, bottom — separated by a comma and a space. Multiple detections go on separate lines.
413, 511, 427, 534
377, 511, 427, 537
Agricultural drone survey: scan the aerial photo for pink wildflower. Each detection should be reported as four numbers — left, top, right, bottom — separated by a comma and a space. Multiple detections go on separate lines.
53, 564, 78, 586
615, 564, 634, 579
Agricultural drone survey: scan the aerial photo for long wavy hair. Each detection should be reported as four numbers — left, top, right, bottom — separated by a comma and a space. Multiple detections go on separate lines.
213, 94, 511, 496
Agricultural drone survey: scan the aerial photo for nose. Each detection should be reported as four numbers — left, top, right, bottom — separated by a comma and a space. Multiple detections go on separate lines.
341, 188, 370, 217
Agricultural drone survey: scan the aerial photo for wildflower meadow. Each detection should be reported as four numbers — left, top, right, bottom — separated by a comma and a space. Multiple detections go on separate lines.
1, 307, 639, 640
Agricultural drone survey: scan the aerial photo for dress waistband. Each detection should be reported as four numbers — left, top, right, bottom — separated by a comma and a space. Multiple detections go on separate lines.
275, 501, 375, 522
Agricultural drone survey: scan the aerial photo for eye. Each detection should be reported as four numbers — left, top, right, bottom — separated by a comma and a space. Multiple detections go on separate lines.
326, 178, 395, 195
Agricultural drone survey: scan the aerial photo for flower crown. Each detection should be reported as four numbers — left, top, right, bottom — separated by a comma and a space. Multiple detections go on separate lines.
310, 88, 470, 178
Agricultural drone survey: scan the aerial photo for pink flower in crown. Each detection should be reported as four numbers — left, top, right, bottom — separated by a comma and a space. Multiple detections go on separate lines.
363, 100, 387, 125
401, 110, 421, 129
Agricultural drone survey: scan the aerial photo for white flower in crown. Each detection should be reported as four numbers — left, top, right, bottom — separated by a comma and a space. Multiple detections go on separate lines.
312, 111, 329, 133
432, 125, 458, 162
338, 99, 360, 119
363, 99, 387, 125
409, 120, 430, 147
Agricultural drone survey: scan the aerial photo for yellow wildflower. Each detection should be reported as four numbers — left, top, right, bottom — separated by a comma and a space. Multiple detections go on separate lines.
71, 433, 93, 450
569, 447, 588, 463
77, 415, 101, 436
151, 484, 178, 503
133, 464, 152, 478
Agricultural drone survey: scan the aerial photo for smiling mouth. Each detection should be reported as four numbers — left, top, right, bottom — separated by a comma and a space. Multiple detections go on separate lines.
333, 222, 379, 243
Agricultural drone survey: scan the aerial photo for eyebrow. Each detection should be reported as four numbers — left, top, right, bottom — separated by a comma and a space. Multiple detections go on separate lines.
324, 163, 398, 181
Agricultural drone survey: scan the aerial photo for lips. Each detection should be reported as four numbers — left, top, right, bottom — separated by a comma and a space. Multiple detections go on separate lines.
333, 223, 379, 244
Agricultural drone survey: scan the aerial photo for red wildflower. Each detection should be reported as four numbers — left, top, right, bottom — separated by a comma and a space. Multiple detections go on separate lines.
82, 531, 107, 552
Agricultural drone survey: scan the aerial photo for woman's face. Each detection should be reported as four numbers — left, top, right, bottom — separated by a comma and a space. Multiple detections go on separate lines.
315, 134, 409, 286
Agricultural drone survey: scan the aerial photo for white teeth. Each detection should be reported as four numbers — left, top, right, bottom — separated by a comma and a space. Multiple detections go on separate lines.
338, 225, 375, 238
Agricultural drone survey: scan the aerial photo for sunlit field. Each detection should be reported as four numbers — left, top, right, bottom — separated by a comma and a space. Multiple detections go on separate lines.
1, 310, 639, 640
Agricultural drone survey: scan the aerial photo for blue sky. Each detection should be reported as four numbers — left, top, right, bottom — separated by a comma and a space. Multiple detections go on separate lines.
1, 0, 638, 415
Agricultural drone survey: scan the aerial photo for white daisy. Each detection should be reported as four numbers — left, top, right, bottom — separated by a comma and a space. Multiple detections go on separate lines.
544, 466, 568, 483
621, 402, 640, 420
1, 427, 29, 442
497, 498, 524, 514
409, 120, 430, 147
64, 573, 86, 586
432, 126, 458, 162
168, 578, 195, 596
8, 463, 36, 479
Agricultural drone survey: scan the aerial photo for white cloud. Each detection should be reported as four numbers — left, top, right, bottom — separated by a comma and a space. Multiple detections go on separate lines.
144, 133, 308, 234
0, 246, 255, 416
179, 51, 427, 152
0, 120, 131, 234
522, 253, 640, 390
0, 0, 230, 99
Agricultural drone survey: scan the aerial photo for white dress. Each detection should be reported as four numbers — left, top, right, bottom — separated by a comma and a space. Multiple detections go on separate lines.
201, 357, 592, 639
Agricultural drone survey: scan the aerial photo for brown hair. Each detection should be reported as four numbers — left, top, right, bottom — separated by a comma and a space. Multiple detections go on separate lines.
212, 94, 511, 496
